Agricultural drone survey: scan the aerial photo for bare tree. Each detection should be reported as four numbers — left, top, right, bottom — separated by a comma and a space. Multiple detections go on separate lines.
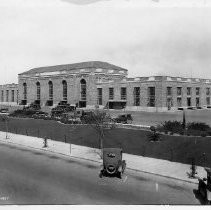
82, 109, 116, 157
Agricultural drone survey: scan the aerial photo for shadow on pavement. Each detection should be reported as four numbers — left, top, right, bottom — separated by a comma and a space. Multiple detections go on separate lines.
32, 151, 44, 156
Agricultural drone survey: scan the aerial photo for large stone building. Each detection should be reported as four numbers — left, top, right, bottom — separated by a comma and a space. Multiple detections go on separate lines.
0, 83, 19, 105
16, 61, 211, 111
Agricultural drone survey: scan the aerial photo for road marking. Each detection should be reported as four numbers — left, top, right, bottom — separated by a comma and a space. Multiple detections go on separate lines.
156, 183, 159, 192
123, 175, 128, 182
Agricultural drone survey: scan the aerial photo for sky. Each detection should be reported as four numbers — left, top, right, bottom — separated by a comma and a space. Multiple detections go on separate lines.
0, 0, 211, 84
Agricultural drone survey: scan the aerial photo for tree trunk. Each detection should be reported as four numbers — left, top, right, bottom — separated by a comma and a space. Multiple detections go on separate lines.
99, 129, 104, 159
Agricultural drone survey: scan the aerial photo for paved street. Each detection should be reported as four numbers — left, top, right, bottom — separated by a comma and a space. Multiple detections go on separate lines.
110, 109, 211, 126
0, 142, 201, 205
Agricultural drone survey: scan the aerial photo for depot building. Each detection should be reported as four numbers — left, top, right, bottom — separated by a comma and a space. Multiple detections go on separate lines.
17, 61, 211, 111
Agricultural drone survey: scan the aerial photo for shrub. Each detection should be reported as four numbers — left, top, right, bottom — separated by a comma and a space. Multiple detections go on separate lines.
147, 131, 161, 142
9, 109, 37, 118
201, 131, 207, 137
160, 121, 184, 134
207, 129, 211, 136
147, 127, 161, 142
187, 129, 201, 136
179, 130, 184, 135
187, 122, 210, 131
150, 126, 156, 132
159, 121, 211, 136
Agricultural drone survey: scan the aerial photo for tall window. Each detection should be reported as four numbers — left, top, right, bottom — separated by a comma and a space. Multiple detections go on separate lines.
196, 97, 200, 107
121, 87, 127, 100
62, 80, 67, 101
109, 88, 114, 100
148, 87, 155, 107
23, 83, 27, 100
187, 87, 191, 96
207, 97, 210, 106
1, 90, 3, 102
36, 82, 41, 100
167, 87, 172, 96
6, 90, 9, 102
206, 87, 210, 95
49, 81, 53, 100
177, 98, 182, 107
17, 90, 19, 103
97, 88, 103, 105
133, 87, 140, 106
196, 87, 200, 96
177, 87, 182, 96
187, 98, 191, 106
80, 79, 86, 101
11, 90, 15, 102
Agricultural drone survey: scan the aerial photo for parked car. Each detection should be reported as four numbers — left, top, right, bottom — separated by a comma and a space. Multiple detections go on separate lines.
32, 111, 48, 119
23, 102, 41, 111
51, 103, 76, 117
113, 114, 133, 124
99, 148, 126, 179
198, 167, 211, 204
0, 108, 9, 113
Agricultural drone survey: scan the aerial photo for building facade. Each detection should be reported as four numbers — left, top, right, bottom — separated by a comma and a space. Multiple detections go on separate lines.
18, 61, 211, 111
0, 83, 19, 105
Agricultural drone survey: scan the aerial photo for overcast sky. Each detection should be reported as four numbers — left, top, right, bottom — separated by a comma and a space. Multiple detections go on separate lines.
1, 0, 211, 84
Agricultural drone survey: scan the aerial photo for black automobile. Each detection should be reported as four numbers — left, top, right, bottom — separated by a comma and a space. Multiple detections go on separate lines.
113, 114, 133, 124
32, 111, 48, 119
198, 167, 211, 204
0, 108, 9, 113
99, 148, 126, 179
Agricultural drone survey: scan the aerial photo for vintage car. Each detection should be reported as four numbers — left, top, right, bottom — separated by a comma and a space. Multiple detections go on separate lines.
0, 108, 9, 113
99, 148, 126, 179
32, 111, 49, 119
113, 114, 133, 124
198, 167, 211, 204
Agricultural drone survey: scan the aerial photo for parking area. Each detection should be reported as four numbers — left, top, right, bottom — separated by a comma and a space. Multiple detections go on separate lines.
108, 109, 211, 126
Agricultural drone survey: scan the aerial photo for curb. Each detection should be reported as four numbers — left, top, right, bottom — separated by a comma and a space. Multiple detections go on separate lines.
0, 137, 198, 185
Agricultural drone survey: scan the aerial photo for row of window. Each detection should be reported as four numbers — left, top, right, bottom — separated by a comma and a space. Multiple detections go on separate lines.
167, 87, 211, 96
168, 96, 210, 108
97, 87, 155, 106
1, 90, 17, 102
22, 79, 87, 102
97, 87, 128, 105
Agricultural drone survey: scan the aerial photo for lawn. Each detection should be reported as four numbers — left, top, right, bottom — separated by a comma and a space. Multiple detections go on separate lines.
0, 117, 211, 167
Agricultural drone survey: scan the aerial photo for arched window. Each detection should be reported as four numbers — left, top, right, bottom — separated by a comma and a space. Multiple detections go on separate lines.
23, 83, 27, 100
36, 82, 41, 100
80, 79, 86, 101
62, 80, 67, 101
48, 81, 53, 100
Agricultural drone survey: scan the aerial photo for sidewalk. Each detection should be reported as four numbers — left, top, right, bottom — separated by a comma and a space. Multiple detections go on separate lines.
0, 131, 206, 184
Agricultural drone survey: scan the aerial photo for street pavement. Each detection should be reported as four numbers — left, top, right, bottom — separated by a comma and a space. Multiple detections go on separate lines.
0, 142, 200, 204
109, 109, 211, 126
0, 131, 207, 185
